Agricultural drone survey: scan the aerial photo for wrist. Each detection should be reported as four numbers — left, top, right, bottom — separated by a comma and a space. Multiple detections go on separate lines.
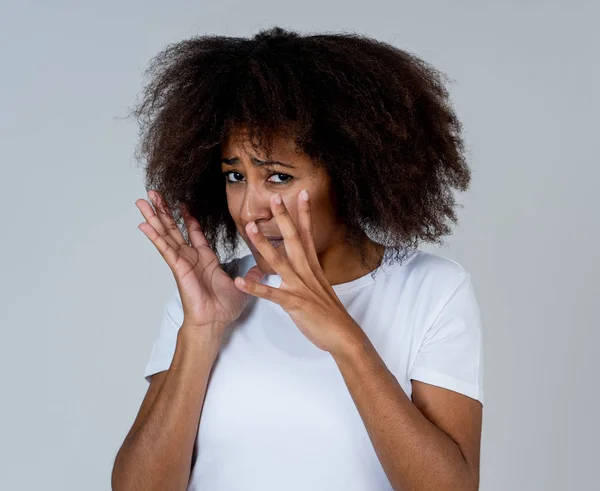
178, 322, 227, 348
330, 323, 372, 364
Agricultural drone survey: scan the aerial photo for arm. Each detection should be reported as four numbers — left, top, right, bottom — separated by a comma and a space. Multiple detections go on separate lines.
332, 328, 482, 491
111, 323, 224, 491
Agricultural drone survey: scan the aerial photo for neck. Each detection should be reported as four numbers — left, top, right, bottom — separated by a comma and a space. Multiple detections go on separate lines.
318, 238, 386, 287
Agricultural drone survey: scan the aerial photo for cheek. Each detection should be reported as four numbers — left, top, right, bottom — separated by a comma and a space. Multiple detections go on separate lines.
225, 192, 239, 218
298, 205, 327, 247
313, 195, 338, 225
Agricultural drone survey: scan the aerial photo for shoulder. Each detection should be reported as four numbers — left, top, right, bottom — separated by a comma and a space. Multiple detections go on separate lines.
388, 249, 468, 288
382, 249, 474, 320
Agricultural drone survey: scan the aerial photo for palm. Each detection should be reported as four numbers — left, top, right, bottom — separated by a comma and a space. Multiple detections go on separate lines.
172, 242, 252, 325
135, 191, 264, 330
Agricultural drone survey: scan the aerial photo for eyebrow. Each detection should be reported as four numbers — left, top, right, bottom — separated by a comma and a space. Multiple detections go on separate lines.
221, 157, 296, 169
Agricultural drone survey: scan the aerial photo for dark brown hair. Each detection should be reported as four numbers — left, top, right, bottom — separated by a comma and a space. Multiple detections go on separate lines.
127, 26, 471, 269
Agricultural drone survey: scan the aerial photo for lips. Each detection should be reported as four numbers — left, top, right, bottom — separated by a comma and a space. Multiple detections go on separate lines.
267, 238, 284, 248
249, 236, 284, 251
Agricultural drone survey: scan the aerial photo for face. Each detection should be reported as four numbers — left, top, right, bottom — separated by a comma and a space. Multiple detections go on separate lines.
220, 129, 346, 276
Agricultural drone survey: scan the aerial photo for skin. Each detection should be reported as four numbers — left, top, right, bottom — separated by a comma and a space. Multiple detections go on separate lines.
220, 128, 386, 285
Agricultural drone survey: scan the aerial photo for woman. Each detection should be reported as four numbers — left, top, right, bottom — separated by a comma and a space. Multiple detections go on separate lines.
112, 26, 484, 491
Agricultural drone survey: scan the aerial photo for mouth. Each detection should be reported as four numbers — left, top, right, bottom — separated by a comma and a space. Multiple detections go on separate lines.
248, 236, 284, 251
267, 238, 284, 248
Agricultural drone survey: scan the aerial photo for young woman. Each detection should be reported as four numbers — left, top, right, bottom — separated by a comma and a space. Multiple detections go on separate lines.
112, 26, 484, 491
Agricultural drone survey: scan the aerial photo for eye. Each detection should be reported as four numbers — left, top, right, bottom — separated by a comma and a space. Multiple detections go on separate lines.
269, 173, 294, 185
222, 171, 294, 186
222, 171, 243, 184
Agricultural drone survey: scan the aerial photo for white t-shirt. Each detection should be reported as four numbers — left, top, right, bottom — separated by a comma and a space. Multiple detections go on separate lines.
144, 248, 484, 491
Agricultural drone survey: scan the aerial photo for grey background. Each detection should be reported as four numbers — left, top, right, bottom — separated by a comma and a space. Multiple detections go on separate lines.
1, 0, 598, 489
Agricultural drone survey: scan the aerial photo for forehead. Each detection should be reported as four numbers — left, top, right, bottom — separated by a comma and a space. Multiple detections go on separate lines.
221, 128, 301, 162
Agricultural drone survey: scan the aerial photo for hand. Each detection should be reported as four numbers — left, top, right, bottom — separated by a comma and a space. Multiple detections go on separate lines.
135, 190, 266, 336
232, 189, 365, 355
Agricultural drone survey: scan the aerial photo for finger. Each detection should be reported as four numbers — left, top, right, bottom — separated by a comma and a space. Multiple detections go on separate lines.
246, 220, 298, 285
180, 203, 209, 249
297, 189, 328, 285
135, 198, 181, 252
244, 264, 266, 284
234, 274, 287, 306
148, 191, 188, 250
137, 221, 179, 270
269, 192, 312, 278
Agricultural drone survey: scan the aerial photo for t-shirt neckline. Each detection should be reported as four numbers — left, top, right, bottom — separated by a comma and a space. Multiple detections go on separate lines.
259, 246, 391, 295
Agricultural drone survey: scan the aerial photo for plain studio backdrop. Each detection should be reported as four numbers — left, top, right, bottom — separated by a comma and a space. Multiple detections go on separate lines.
1, 0, 597, 489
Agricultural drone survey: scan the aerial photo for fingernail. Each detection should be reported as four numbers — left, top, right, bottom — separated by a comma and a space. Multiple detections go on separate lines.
274, 193, 282, 204
300, 189, 309, 201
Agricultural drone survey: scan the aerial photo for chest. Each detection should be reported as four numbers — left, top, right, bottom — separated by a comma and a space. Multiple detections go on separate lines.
189, 297, 417, 489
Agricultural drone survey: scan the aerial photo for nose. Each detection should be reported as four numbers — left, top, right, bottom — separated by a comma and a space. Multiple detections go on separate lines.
239, 186, 275, 228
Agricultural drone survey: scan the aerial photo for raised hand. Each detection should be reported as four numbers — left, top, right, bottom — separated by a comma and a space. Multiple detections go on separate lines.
135, 190, 265, 337
232, 189, 366, 355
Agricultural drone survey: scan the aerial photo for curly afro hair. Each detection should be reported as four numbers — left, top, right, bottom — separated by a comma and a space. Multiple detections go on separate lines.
127, 26, 471, 270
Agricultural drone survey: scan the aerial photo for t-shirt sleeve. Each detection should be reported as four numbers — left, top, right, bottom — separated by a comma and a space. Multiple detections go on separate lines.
409, 272, 484, 404
143, 286, 184, 383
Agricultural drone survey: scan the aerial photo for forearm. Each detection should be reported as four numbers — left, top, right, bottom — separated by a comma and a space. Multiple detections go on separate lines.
112, 325, 223, 491
332, 328, 475, 491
